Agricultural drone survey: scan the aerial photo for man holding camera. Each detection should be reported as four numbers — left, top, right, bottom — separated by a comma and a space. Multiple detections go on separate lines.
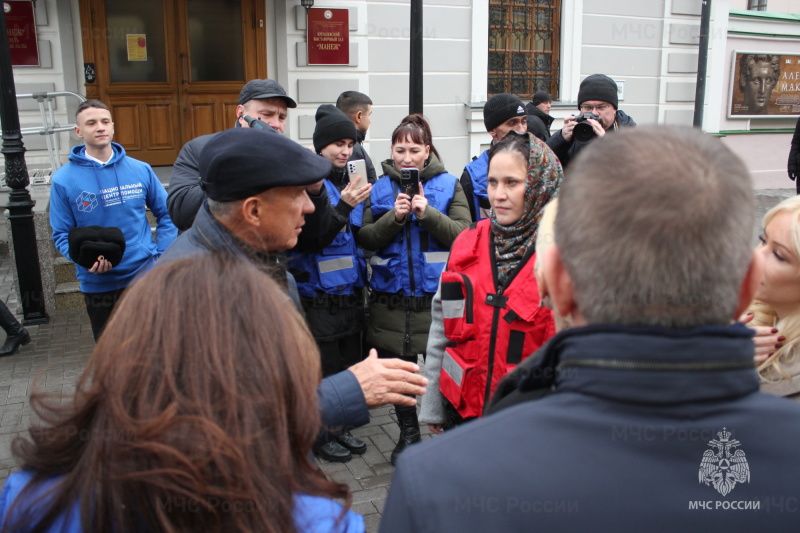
547, 74, 636, 169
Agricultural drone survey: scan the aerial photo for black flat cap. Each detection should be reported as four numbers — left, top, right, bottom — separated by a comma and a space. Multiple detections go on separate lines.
200, 128, 332, 202
67, 226, 126, 269
238, 79, 297, 108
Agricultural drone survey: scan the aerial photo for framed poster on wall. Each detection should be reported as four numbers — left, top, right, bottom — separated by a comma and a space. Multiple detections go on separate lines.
729, 51, 800, 118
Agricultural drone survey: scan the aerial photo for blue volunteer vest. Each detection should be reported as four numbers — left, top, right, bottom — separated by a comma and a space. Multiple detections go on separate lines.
464, 150, 489, 221
290, 179, 366, 298
368, 172, 457, 296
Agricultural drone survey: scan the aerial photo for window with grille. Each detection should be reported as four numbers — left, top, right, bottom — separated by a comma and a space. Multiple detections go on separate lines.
747, 0, 767, 10
488, 0, 561, 101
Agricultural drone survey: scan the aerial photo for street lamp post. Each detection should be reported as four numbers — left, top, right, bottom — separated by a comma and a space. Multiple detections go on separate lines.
693, 0, 712, 128
0, 7, 48, 325
409, 0, 423, 115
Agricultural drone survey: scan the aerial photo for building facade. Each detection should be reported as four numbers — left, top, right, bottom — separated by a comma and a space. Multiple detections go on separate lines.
3, 0, 799, 188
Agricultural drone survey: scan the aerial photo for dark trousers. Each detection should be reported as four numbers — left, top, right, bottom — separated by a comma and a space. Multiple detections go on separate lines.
376, 348, 419, 365
83, 288, 125, 341
0, 300, 21, 334
443, 400, 474, 431
318, 331, 364, 378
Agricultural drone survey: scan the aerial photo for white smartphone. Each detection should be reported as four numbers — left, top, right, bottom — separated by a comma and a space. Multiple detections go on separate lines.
347, 159, 368, 189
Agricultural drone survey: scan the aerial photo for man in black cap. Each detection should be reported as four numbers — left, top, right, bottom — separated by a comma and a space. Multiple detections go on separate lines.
526, 91, 554, 142
461, 93, 528, 221
546, 73, 635, 169
161, 128, 428, 445
167, 79, 322, 232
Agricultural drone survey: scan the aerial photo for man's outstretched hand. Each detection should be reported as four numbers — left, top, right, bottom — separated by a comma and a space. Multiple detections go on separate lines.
349, 349, 428, 407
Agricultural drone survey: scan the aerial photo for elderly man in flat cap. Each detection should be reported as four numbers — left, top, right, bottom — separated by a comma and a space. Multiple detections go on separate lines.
168, 79, 314, 232
161, 128, 428, 444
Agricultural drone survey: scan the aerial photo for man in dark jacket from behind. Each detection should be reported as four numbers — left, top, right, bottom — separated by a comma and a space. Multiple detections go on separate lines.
381, 126, 800, 532
526, 91, 554, 142
546, 73, 635, 169
161, 128, 428, 441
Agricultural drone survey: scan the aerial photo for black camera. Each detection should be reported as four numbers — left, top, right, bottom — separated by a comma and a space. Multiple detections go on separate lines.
573, 112, 601, 142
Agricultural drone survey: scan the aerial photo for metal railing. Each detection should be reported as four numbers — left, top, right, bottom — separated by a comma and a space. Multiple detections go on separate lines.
16, 90, 86, 178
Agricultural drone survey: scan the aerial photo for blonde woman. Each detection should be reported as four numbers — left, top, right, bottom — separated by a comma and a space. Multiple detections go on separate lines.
745, 195, 800, 400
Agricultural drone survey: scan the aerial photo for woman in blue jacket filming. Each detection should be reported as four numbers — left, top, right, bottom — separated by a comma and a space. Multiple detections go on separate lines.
357, 114, 471, 464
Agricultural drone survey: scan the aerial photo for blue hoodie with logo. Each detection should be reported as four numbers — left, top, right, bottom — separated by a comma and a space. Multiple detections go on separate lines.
49, 142, 177, 293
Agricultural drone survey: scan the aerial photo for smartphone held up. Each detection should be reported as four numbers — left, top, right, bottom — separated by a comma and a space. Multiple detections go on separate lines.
400, 168, 420, 197
347, 159, 368, 189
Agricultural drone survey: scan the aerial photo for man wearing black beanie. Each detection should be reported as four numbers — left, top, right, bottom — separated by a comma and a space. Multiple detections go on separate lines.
526, 91, 554, 142
546, 74, 636, 169
461, 93, 528, 221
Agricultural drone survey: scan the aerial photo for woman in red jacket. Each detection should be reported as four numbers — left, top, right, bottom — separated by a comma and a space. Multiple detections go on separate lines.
419, 132, 562, 431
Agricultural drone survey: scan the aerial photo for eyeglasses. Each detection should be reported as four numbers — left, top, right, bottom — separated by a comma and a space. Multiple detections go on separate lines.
579, 103, 612, 113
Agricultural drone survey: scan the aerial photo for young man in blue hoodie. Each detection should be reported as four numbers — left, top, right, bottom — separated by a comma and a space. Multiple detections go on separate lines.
49, 100, 177, 339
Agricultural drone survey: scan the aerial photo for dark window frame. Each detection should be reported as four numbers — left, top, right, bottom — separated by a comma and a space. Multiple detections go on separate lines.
488, 0, 561, 101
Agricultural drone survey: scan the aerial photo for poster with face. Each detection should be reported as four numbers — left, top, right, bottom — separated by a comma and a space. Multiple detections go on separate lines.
729, 51, 800, 118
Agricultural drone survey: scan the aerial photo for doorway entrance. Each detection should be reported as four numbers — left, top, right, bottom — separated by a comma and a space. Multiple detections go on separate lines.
79, 0, 267, 166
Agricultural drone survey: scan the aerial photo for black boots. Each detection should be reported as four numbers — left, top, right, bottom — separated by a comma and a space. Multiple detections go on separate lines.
315, 431, 367, 463
315, 440, 352, 463
337, 431, 367, 454
0, 303, 29, 357
391, 405, 421, 465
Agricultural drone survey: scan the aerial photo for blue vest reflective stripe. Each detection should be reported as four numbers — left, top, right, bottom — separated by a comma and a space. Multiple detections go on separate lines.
464, 150, 489, 221
368, 172, 456, 296
290, 179, 366, 297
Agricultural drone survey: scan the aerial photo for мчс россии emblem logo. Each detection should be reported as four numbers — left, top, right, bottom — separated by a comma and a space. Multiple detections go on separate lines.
698, 428, 750, 497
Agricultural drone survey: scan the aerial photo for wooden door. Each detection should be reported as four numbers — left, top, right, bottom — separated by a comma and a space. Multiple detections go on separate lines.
79, 0, 266, 166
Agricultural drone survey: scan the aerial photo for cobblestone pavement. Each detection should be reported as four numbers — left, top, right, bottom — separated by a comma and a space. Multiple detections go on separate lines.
0, 189, 793, 532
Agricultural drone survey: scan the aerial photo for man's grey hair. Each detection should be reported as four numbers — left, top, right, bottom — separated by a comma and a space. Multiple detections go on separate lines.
555, 126, 754, 328
207, 198, 244, 220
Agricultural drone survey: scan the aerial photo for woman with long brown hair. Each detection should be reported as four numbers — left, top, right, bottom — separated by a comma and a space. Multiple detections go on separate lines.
0, 254, 363, 532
